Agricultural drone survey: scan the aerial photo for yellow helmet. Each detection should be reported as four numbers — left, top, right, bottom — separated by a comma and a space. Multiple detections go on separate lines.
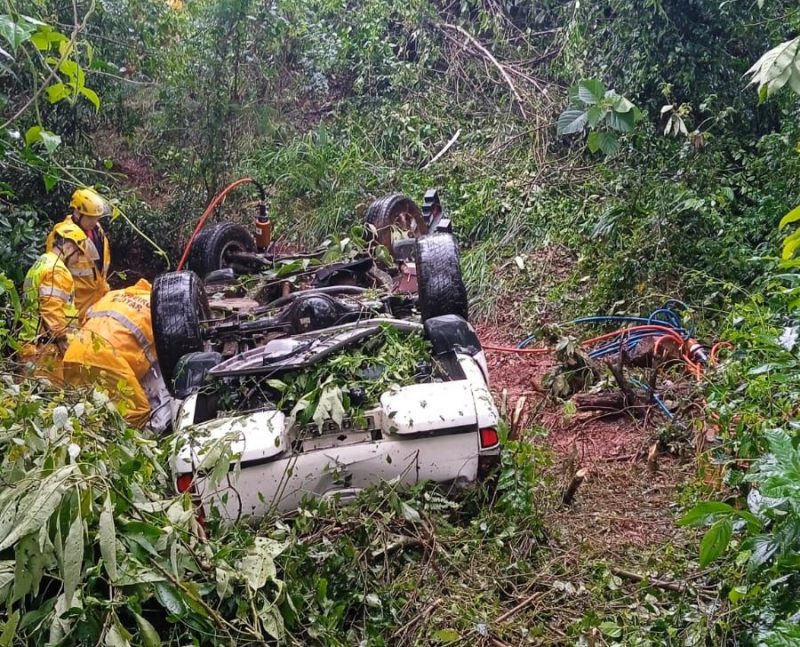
70, 188, 109, 217
53, 221, 88, 247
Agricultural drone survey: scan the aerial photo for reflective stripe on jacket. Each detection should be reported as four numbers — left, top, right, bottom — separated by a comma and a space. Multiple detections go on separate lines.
21, 252, 79, 341
46, 215, 111, 319
69, 279, 155, 380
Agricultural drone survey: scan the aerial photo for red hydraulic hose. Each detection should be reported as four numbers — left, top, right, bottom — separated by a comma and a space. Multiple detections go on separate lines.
177, 177, 258, 271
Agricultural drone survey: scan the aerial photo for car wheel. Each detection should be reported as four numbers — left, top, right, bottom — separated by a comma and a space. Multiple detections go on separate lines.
365, 194, 428, 258
415, 233, 469, 321
152, 271, 210, 394
187, 222, 256, 279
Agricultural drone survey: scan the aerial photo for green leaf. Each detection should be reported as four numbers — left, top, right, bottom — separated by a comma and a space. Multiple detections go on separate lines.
105, 617, 132, 647
43, 173, 58, 192
678, 501, 734, 527
699, 518, 733, 567
78, 86, 100, 111
557, 108, 588, 135
433, 628, 461, 643
585, 105, 605, 128
400, 501, 421, 523
62, 509, 84, 607
749, 535, 778, 568
46, 82, 70, 104
39, 130, 61, 154
0, 611, 20, 647
587, 131, 619, 156
599, 621, 622, 638
747, 37, 800, 97
0, 467, 73, 551
257, 604, 285, 640
29, 30, 47, 50
607, 107, 638, 133
0, 15, 35, 51
779, 204, 800, 230
577, 79, 605, 105
609, 92, 637, 113
99, 492, 117, 582
240, 536, 284, 591
312, 384, 345, 429
133, 613, 161, 647
24, 125, 60, 153
24, 125, 42, 147
154, 582, 187, 617
783, 230, 800, 260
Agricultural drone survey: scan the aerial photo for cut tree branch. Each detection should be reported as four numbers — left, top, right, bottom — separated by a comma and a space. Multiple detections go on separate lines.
422, 128, 461, 169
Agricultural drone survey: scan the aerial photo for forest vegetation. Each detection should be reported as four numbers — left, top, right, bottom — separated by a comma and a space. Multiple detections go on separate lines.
3, 0, 800, 644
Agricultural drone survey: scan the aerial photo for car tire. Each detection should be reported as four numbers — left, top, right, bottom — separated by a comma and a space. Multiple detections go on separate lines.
415, 234, 469, 321
365, 194, 428, 258
152, 271, 210, 394
187, 222, 256, 279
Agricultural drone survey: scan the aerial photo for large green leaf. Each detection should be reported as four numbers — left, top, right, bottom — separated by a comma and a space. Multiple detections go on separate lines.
782, 229, 800, 260
679, 501, 734, 527
154, 581, 187, 617
99, 492, 117, 582
577, 79, 605, 105
133, 613, 161, 647
240, 536, 285, 591
62, 509, 84, 607
0, 611, 19, 647
779, 204, 800, 230
587, 130, 619, 156
699, 518, 733, 566
607, 107, 638, 133
557, 108, 588, 135
79, 86, 100, 111
0, 467, 73, 551
747, 36, 800, 97
0, 15, 35, 51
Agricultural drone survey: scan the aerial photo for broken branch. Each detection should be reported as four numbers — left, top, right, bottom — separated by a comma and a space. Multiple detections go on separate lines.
610, 566, 687, 593
422, 128, 461, 169
561, 467, 589, 506
439, 23, 528, 119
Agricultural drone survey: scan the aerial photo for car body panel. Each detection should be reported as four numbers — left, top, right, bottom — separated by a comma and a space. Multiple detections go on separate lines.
172, 351, 499, 520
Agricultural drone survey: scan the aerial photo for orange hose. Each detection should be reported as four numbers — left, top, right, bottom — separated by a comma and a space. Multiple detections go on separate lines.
482, 324, 705, 380
710, 341, 733, 365
177, 177, 257, 271
579, 324, 686, 347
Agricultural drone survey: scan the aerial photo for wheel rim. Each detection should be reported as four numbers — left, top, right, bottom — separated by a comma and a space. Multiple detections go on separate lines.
374, 199, 428, 250
218, 240, 246, 268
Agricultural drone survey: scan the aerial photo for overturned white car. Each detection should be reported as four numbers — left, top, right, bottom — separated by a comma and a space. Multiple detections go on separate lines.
151, 230, 500, 520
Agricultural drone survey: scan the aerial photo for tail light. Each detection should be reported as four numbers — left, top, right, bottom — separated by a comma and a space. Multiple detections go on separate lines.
176, 474, 195, 493
176, 473, 206, 529
479, 427, 499, 450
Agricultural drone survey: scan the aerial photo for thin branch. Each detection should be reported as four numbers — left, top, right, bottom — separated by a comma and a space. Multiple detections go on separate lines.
1, 0, 96, 130
438, 22, 528, 119
421, 128, 461, 169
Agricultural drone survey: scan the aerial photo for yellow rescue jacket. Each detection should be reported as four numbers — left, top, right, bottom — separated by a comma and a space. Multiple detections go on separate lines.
66, 279, 155, 380
46, 215, 111, 319
21, 252, 79, 341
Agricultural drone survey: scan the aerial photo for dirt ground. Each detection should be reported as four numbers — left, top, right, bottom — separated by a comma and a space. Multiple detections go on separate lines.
476, 321, 694, 557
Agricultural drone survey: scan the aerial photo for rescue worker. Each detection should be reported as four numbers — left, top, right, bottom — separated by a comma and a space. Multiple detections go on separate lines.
18, 222, 87, 381
47, 187, 111, 319
62, 279, 172, 431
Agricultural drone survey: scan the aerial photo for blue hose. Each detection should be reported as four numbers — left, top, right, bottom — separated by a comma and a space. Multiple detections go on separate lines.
511, 302, 695, 429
